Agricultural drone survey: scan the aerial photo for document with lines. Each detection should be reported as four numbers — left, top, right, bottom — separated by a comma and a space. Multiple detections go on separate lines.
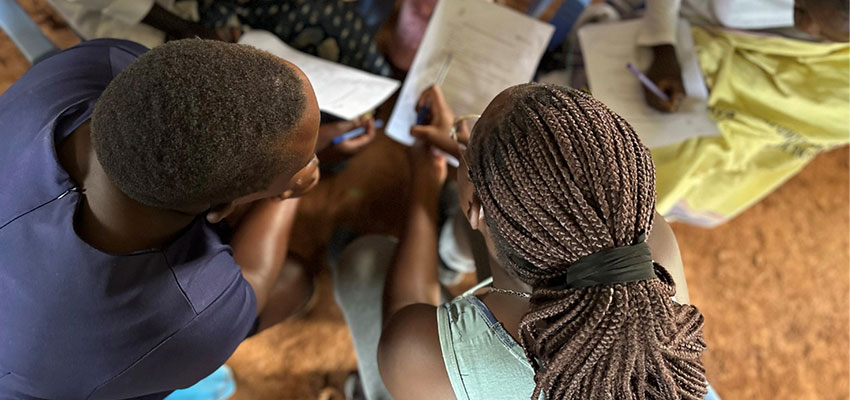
386, 0, 554, 146
239, 30, 400, 120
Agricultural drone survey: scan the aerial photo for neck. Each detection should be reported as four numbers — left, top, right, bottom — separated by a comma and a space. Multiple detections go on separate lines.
490, 256, 533, 295
59, 122, 196, 254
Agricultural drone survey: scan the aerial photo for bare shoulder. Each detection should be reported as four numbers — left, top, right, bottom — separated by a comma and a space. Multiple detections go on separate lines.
378, 303, 457, 400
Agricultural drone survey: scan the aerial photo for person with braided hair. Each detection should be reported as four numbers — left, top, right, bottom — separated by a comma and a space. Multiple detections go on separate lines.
332, 83, 715, 399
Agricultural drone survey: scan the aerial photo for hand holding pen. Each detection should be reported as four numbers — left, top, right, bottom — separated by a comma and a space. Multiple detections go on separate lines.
411, 85, 461, 160
633, 44, 686, 113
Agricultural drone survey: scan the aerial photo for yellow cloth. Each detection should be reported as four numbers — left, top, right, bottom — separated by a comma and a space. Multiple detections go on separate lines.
652, 26, 849, 226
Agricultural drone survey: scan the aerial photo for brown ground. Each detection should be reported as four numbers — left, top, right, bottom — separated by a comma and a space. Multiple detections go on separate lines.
2, 2, 848, 399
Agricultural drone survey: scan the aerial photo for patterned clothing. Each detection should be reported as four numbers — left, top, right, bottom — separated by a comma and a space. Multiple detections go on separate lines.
200, 0, 392, 76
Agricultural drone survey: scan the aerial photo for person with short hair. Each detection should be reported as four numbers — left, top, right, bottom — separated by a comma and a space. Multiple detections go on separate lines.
0, 38, 322, 399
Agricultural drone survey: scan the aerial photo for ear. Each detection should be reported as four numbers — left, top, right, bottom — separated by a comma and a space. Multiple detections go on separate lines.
206, 202, 237, 224
465, 194, 486, 232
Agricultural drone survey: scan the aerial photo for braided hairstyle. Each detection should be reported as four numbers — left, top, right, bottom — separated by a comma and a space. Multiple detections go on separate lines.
466, 84, 707, 399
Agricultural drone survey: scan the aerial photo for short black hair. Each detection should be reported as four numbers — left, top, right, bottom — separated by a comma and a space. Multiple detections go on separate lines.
91, 39, 307, 210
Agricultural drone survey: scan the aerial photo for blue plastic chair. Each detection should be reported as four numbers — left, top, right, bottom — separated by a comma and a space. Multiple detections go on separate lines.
0, 0, 58, 64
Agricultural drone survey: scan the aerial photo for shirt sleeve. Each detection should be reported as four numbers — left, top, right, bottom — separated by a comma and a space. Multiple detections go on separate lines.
87, 273, 257, 400
637, 0, 681, 46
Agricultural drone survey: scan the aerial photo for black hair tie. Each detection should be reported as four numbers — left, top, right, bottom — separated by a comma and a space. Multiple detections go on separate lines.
548, 233, 657, 290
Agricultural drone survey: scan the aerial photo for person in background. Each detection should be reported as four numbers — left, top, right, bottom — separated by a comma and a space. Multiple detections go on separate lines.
0, 39, 323, 399
579, 0, 849, 111
47, 0, 237, 48
199, 0, 394, 77
331, 83, 714, 400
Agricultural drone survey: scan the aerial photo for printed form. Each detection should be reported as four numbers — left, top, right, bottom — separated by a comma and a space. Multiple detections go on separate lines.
239, 30, 400, 121
386, 0, 555, 145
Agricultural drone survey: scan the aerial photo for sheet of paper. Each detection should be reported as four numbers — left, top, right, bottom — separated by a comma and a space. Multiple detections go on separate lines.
578, 19, 720, 149
239, 30, 400, 121
386, 0, 555, 146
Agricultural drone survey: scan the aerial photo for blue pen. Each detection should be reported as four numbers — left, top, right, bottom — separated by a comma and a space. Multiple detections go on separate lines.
626, 63, 671, 103
417, 54, 453, 125
332, 120, 385, 146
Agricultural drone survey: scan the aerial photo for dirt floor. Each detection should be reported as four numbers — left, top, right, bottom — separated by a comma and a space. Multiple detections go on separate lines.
2, 2, 848, 399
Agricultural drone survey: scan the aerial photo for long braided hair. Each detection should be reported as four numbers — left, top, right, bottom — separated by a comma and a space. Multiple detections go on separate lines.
466, 84, 707, 399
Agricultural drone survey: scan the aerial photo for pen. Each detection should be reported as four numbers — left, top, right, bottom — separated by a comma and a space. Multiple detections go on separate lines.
332, 120, 385, 146
626, 63, 671, 103
417, 54, 454, 125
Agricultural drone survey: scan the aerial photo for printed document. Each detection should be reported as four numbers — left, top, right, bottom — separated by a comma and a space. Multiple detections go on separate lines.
240, 30, 400, 120
386, 0, 554, 145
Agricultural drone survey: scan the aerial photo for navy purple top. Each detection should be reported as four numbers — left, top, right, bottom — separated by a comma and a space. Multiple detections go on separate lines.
0, 40, 256, 399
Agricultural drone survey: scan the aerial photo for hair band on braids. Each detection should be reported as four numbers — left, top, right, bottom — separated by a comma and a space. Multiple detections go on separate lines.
546, 232, 657, 290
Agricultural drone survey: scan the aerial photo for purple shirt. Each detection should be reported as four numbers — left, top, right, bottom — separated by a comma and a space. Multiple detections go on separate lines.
0, 40, 257, 399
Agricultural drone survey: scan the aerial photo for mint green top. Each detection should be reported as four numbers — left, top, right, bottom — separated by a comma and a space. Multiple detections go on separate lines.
436, 278, 537, 400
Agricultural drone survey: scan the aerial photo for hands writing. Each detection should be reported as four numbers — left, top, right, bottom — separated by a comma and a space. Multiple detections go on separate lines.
410, 85, 463, 159
316, 117, 379, 164
644, 44, 686, 113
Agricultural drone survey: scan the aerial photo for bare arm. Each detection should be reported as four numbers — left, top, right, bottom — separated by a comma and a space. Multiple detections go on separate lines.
142, 3, 231, 40
379, 304, 457, 400
229, 198, 300, 313
382, 145, 445, 320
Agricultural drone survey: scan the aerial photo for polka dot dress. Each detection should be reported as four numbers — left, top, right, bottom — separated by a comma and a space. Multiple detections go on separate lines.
200, 0, 392, 76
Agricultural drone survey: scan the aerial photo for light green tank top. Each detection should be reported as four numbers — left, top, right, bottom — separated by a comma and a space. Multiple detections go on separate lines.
436, 278, 537, 400
436, 280, 716, 400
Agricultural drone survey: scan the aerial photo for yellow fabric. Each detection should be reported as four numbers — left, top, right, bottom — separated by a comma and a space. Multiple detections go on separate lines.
652, 26, 849, 226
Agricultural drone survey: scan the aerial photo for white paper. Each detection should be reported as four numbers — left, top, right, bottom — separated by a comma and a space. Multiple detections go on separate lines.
239, 30, 400, 121
578, 19, 720, 149
386, 0, 555, 146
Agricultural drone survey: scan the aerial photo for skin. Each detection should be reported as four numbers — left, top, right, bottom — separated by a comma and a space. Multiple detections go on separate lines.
142, 4, 241, 42
794, 0, 850, 42
645, 0, 849, 112
58, 60, 321, 320
378, 85, 690, 399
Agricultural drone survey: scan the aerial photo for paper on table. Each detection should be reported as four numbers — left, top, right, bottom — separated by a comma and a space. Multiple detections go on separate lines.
578, 19, 720, 149
239, 30, 400, 121
386, 0, 554, 146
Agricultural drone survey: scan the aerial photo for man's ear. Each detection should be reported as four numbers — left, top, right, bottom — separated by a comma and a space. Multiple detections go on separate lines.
206, 202, 237, 224
466, 194, 486, 231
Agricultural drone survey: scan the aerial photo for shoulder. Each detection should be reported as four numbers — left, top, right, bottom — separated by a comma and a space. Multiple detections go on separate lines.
164, 221, 258, 315
0, 39, 146, 128
378, 304, 457, 400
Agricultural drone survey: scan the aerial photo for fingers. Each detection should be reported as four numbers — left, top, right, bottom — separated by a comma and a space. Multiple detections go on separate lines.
410, 125, 462, 159
337, 118, 377, 153
417, 85, 450, 113
644, 80, 685, 113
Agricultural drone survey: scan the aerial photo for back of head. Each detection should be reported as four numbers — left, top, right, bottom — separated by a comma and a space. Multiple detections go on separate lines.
91, 39, 306, 211
467, 84, 706, 399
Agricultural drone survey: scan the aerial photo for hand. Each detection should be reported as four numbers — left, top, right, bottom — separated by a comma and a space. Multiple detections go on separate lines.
315, 117, 378, 164
410, 85, 462, 159
644, 45, 685, 113
409, 140, 447, 202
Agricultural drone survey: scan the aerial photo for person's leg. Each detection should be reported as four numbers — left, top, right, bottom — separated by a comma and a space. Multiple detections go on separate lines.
330, 235, 398, 400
